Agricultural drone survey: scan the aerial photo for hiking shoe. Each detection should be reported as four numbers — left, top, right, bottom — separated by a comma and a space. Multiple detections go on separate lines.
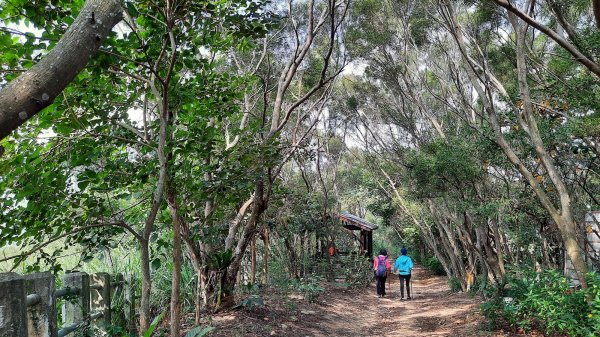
407, 296, 412, 300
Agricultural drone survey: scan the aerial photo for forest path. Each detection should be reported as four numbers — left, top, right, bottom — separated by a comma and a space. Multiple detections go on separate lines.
205, 266, 513, 337
296, 266, 499, 337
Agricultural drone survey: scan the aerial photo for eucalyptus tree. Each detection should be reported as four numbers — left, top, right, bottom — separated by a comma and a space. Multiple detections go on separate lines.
339, 0, 496, 287
219, 0, 351, 296
437, 0, 600, 287
331, 0, 600, 291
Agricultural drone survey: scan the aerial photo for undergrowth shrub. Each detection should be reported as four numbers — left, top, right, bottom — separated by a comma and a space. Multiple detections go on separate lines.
267, 253, 372, 303
295, 275, 325, 302
448, 277, 462, 293
481, 269, 600, 337
268, 257, 293, 290
340, 255, 373, 288
422, 255, 446, 276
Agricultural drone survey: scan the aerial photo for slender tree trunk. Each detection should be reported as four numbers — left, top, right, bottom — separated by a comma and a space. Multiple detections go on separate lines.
195, 270, 203, 322
226, 179, 266, 291
490, 218, 506, 277
166, 188, 183, 337
138, 83, 170, 332
263, 228, 269, 285
139, 239, 152, 332
251, 237, 257, 284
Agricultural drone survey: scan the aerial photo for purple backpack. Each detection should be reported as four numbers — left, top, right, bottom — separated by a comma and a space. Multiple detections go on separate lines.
376, 256, 387, 277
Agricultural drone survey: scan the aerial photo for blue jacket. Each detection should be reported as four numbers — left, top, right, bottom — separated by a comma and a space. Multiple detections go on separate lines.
394, 255, 413, 275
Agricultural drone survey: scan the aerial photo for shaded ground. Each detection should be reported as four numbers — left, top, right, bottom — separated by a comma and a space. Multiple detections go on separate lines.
193, 266, 527, 337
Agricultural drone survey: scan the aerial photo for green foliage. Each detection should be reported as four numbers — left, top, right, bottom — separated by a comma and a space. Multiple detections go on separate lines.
405, 138, 484, 199
482, 269, 600, 336
421, 255, 445, 276
0, 0, 277, 277
339, 255, 373, 288
185, 326, 215, 337
448, 277, 463, 293
208, 250, 234, 271
150, 249, 197, 313
137, 312, 164, 337
295, 276, 325, 303
407, 5, 434, 47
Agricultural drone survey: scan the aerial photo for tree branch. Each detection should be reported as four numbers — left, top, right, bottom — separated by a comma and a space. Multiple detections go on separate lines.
0, 0, 123, 142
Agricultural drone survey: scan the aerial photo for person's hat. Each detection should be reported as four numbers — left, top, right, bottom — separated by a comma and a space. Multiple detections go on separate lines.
401, 247, 408, 255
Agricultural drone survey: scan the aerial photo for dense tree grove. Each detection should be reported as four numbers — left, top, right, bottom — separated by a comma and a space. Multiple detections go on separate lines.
2, 0, 600, 336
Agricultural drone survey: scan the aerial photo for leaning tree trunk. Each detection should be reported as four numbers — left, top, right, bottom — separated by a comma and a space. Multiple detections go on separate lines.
224, 179, 266, 293
0, 0, 123, 141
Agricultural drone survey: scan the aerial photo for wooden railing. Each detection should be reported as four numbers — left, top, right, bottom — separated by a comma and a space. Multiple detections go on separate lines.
0, 271, 137, 337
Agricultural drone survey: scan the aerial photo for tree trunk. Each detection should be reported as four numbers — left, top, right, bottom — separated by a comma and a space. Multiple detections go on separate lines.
0, 0, 123, 141
225, 179, 266, 292
138, 105, 169, 331
251, 237, 257, 284
139, 238, 152, 333
593, 0, 600, 30
490, 217, 506, 277
263, 228, 269, 285
166, 188, 183, 337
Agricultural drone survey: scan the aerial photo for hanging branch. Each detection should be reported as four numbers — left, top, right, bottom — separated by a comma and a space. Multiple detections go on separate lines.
0, 0, 123, 144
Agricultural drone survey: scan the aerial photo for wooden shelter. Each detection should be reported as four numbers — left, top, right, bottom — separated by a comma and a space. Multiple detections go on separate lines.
337, 212, 379, 258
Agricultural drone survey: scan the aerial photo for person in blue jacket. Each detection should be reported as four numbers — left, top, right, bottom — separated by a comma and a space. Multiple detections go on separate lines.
394, 247, 414, 300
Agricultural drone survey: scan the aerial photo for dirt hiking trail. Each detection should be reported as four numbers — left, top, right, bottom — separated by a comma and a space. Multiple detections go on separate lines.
200, 266, 518, 337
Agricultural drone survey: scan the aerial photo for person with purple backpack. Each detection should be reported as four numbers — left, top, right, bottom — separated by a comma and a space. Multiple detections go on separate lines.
373, 249, 391, 298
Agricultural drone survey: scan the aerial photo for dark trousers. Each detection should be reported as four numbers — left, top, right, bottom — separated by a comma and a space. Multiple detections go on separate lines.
376, 275, 387, 296
399, 274, 411, 298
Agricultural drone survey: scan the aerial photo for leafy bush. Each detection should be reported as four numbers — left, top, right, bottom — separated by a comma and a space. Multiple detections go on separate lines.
481, 269, 600, 336
185, 326, 215, 337
422, 255, 446, 276
340, 255, 373, 288
448, 277, 462, 293
295, 276, 325, 302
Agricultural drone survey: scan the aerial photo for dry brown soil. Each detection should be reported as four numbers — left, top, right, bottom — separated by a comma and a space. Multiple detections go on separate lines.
192, 266, 530, 337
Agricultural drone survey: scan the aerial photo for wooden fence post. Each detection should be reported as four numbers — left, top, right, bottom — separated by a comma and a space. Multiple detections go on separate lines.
90, 273, 111, 336
25, 272, 57, 337
0, 272, 27, 337
124, 274, 137, 336
62, 271, 90, 337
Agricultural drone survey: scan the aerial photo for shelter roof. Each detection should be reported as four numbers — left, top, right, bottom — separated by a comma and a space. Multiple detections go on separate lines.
337, 212, 379, 231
